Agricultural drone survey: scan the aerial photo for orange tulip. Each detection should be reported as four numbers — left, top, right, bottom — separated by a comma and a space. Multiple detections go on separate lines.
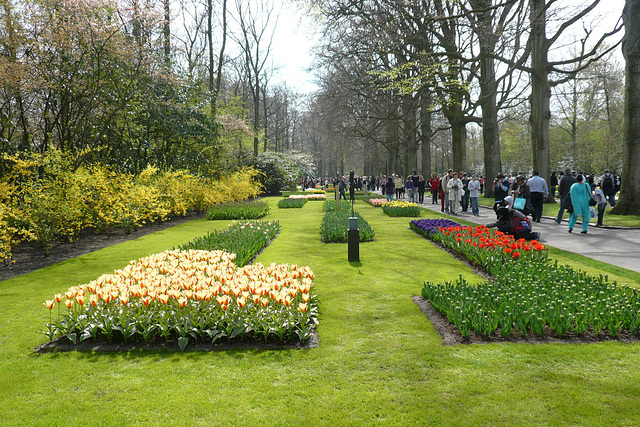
298, 303, 308, 313
65, 299, 73, 309
45, 300, 55, 310
54, 294, 63, 303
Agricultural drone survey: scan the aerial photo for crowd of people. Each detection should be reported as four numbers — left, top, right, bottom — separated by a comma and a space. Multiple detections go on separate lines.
302, 167, 621, 239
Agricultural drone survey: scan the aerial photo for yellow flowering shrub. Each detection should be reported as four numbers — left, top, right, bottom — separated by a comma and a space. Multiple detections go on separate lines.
1, 151, 263, 256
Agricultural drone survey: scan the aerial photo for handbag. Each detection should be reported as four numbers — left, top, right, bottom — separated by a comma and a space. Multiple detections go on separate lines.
589, 197, 597, 206
513, 197, 526, 211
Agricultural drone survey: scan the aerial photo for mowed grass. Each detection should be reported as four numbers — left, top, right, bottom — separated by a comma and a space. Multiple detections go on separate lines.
478, 196, 640, 227
1, 197, 640, 425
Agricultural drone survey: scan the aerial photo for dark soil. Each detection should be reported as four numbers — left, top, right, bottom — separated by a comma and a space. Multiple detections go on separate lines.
0, 213, 203, 283
34, 331, 319, 353
412, 296, 640, 345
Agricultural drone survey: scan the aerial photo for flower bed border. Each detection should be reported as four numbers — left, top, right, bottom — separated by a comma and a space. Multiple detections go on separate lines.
35, 329, 318, 353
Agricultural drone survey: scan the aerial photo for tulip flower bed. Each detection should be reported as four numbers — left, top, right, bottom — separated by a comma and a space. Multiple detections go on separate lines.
410, 218, 462, 236
320, 201, 375, 243
324, 200, 352, 212
381, 201, 422, 217
288, 194, 326, 201
42, 249, 318, 350
206, 200, 270, 220
278, 198, 307, 208
178, 220, 280, 267
417, 221, 640, 340
423, 261, 640, 339
366, 198, 387, 207
413, 221, 547, 277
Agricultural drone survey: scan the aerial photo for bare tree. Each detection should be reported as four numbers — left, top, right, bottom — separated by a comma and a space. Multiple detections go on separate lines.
232, 0, 278, 157
527, 0, 622, 201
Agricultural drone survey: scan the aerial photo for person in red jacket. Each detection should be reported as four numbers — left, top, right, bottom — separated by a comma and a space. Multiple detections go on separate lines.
429, 173, 440, 204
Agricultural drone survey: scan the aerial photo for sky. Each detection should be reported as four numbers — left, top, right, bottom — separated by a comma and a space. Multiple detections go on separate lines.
268, 0, 628, 96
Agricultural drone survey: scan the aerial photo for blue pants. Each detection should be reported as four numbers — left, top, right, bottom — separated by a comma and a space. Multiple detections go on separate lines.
470, 197, 479, 215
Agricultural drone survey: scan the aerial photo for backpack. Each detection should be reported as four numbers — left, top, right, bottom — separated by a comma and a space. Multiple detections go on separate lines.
602, 175, 614, 194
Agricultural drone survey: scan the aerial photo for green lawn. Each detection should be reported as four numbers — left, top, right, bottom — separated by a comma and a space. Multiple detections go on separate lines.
478, 196, 640, 227
1, 198, 640, 425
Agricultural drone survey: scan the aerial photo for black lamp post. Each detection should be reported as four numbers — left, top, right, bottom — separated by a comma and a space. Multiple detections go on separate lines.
348, 171, 359, 262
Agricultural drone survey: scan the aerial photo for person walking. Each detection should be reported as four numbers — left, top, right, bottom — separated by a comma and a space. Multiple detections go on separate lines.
556, 168, 577, 223
493, 172, 510, 210
442, 170, 453, 213
550, 171, 558, 199
394, 175, 404, 199
568, 174, 592, 234
468, 174, 481, 216
447, 172, 463, 215
405, 176, 415, 203
429, 173, 440, 204
601, 170, 617, 207
527, 170, 548, 222
416, 175, 426, 204
593, 183, 607, 227
384, 177, 395, 202
461, 172, 470, 213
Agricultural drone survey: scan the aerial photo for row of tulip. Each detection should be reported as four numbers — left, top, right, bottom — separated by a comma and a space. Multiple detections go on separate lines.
177, 220, 280, 267
412, 219, 547, 276
321, 201, 375, 243
288, 194, 327, 201
366, 199, 387, 207
43, 249, 318, 350
205, 200, 270, 220
278, 198, 307, 208
415, 218, 640, 339
382, 201, 422, 217
423, 259, 640, 339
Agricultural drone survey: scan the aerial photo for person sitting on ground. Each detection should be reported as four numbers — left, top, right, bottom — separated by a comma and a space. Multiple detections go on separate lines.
486, 207, 540, 241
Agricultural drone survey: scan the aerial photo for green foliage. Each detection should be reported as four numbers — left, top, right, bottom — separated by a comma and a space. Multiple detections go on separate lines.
421, 224, 639, 339
1, 150, 262, 256
206, 200, 270, 220
278, 198, 307, 209
320, 209, 375, 243
178, 220, 281, 267
423, 260, 640, 339
254, 151, 306, 195
323, 200, 352, 212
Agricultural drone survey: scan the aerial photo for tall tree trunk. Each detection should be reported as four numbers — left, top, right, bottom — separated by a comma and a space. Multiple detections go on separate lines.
420, 89, 432, 176
479, 53, 501, 198
213, 0, 227, 118
207, 0, 214, 116
529, 0, 552, 201
612, 0, 640, 214
163, 0, 170, 67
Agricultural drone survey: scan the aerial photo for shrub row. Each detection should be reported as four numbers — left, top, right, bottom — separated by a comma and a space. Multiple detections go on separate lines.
0, 150, 261, 260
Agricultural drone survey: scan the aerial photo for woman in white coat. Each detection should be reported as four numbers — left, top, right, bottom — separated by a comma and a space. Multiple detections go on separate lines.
447, 172, 463, 215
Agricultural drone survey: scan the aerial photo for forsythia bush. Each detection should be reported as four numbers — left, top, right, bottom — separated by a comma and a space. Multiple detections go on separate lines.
0, 151, 263, 258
